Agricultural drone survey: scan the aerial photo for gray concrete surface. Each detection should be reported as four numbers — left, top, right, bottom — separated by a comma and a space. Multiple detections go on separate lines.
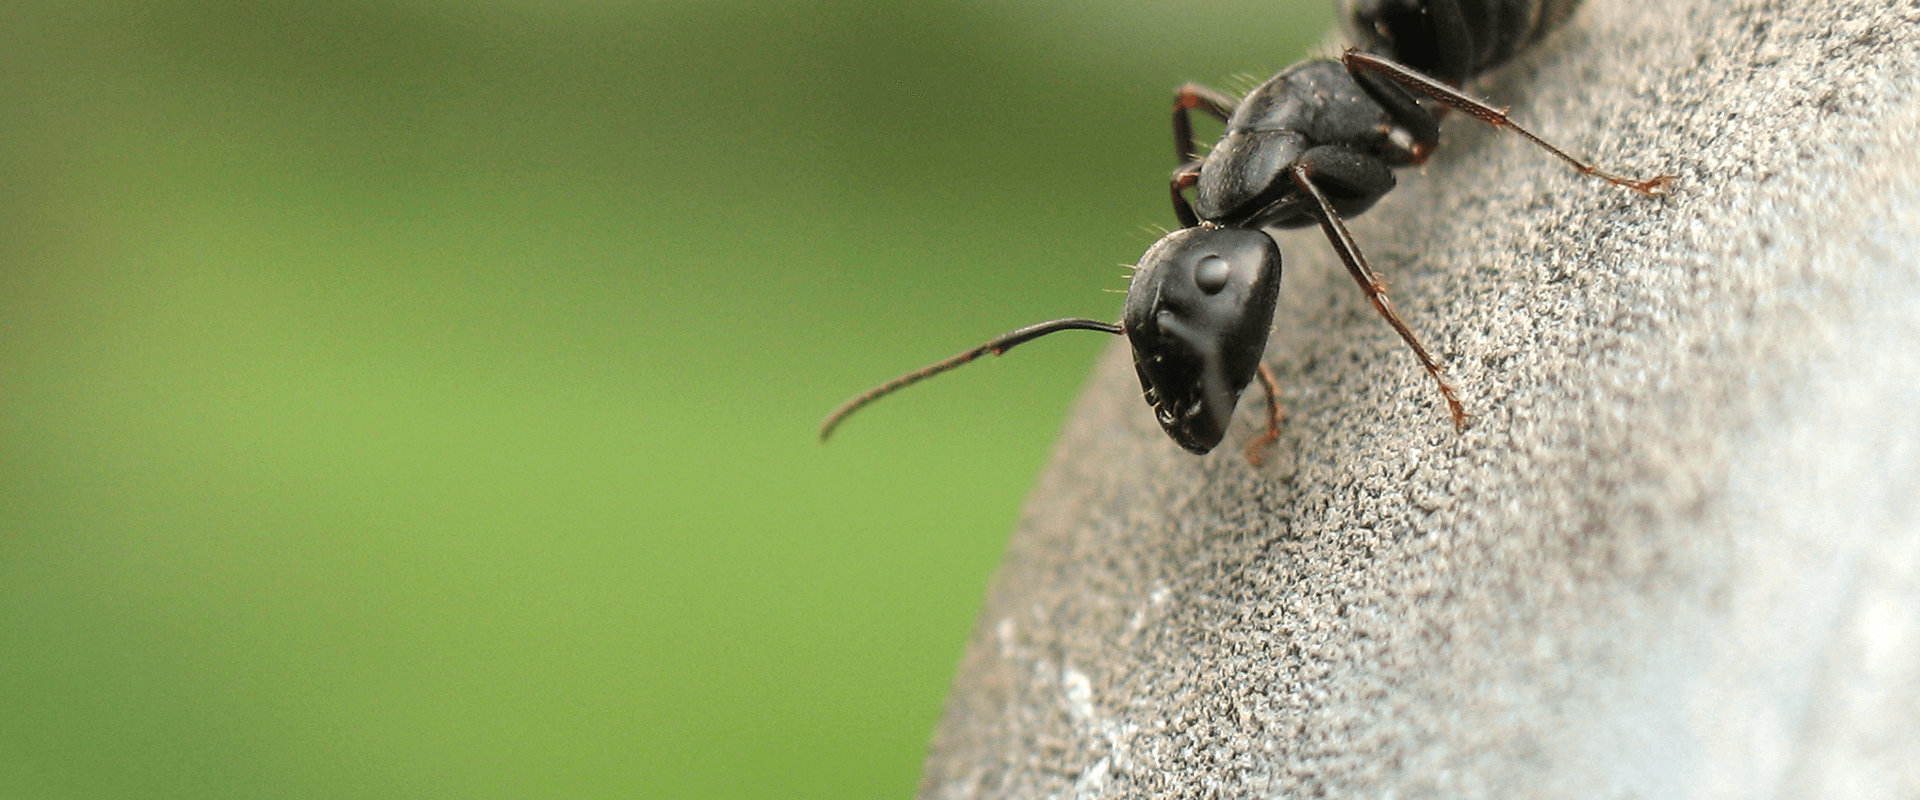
918, 0, 1920, 797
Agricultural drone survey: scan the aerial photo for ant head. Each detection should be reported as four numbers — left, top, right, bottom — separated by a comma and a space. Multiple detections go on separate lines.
1122, 226, 1283, 454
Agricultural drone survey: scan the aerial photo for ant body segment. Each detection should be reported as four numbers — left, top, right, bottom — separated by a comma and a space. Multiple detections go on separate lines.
822, 0, 1669, 462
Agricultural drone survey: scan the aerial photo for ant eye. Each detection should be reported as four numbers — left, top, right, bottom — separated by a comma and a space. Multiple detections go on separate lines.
1194, 255, 1231, 294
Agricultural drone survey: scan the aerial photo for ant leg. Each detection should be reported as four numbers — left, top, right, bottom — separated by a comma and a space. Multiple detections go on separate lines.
1173, 82, 1236, 163
1170, 164, 1202, 228
1349, 68, 1441, 163
1243, 362, 1283, 466
1342, 49, 1673, 195
1169, 84, 1234, 227
1289, 163, 1469, 430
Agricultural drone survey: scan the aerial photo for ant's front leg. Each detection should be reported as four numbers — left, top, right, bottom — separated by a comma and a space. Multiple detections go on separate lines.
1165, 84, 1234, 230
1173, 82, 1236, 163
1243, 362, 1284, 466
1169, 163, 1203, 229
1166, 84, 1239, 229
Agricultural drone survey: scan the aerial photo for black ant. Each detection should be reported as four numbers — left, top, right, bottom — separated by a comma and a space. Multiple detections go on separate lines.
821, 0, 1670, 463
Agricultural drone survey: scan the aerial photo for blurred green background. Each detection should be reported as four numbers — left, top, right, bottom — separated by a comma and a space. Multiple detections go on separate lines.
0, 1, 1325, 797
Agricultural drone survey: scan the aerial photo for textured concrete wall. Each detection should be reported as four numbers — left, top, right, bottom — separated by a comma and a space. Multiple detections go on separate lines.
919, 0, 1920, 797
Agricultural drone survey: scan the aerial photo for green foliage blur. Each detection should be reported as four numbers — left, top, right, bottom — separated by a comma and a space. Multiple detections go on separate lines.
0, 1, 1325, 797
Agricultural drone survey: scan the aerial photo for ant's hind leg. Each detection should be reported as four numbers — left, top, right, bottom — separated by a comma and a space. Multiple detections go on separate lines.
1342, 49, 1673, 195
1349, 69, 1442, 163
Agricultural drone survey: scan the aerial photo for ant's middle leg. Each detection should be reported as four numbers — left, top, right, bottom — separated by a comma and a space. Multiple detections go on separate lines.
1288, 160, 1468, 431
1342, 49, 1673, 195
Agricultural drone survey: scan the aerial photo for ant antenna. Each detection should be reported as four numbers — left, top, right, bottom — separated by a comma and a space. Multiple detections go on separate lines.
819, 318, 1124, 442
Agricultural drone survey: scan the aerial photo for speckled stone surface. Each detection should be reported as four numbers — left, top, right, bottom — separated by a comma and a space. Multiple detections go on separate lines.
918, 0, 1920, 797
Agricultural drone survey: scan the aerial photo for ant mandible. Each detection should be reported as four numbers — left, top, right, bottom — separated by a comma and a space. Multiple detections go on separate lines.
821, 0, 1670, 463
